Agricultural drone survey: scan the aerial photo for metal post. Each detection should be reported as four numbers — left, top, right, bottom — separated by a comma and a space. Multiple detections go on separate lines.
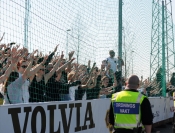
123, 28, 126, 78
165, 0, 169, 82
77, 29, 80, 64
24, 0, 30, 49
132, 51, 134, 74
66, 29, 71, 57
125, 53, 126, 77
132, 58, 133, 74
162, 1, 166, 97
118, 0, 123, 76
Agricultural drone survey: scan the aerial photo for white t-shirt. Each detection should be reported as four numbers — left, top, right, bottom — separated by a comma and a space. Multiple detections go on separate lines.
19, 73, 30, 103
106, 57, 118, 73
0, 83, 4, 94
82, 91, 87, 100
69, 85, 79, 101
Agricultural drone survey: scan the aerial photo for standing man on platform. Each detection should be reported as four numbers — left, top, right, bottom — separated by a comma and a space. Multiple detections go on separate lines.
106, 50, 124, 74
109, 75, 153, 133
106, 50, 118, 73
106, 50, 124, 91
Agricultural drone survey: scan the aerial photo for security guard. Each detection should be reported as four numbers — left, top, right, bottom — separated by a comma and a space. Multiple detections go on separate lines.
109, 75, 153, 133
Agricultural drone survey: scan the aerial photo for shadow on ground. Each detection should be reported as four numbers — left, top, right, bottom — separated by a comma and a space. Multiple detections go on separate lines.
152, 123, 173, 133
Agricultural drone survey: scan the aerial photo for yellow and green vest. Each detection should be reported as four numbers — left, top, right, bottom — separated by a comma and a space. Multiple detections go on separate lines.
111, 91, 146, 129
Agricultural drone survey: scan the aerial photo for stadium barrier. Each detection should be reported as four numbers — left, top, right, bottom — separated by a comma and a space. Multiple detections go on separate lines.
0, 98, 174, 133
149, 97, 174, 123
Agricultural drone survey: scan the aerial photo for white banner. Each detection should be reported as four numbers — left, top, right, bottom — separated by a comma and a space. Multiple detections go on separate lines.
167, 97, 174, 119
149, 97, 174, 123
0, 97, 174, 133
0, 99, 111, 133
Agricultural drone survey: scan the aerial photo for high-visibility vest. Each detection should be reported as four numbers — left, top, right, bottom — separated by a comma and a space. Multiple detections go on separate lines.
0, 98, 3, 105
111, 91, 146, 129
173, 92, 175, 106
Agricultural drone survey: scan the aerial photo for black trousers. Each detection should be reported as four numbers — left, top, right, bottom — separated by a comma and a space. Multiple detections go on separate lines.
113, 131, 133, 133
113, 128, 134, 133
113, 131, 144, 133
113, 128, 143, 133
173, 112, 175, 133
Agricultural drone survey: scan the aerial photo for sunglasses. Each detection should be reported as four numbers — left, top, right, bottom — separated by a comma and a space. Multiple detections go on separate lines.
21, 65, 28, 69
40, 69, 45, 71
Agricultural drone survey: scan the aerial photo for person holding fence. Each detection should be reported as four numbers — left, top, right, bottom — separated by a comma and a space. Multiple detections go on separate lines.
106, 50, 124, 92
106, 50, 119, 75
109, 75, 153, 133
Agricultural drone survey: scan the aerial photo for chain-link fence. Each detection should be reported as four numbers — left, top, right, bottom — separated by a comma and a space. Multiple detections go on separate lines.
0, 0, 175, 104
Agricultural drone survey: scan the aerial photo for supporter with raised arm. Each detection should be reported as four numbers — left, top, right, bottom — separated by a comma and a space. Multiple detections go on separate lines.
44, 51, 74, 101
54, 51, 75, 100
99, 76, 114, 98
16, 50, 45, 103
44, 46, 61, 101
0, 47, 21, 104
86, 70, 100, 100
67, 66, 82, 101
76, 63, 97, 100
56, 51, 74, 84
28, 54, 61, 102
3, 50, 33, 104
45, 55, 75, 101
44, 45, 59, 67
0, 48, 20, 84
99, 61, 107, 77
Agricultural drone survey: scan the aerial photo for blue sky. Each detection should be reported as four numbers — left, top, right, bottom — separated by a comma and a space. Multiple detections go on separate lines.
173, 1, 175, 21
0, 0, 175, 79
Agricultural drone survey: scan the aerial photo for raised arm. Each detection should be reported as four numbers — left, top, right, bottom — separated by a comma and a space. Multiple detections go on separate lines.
69, 64, 79, 82
0, 32, 5, 42
87, 60, 91, 73
98, 64, 105, 76
88, 74, 98, 89
80, 75, 89, 85
22, 58, 35, 80
65, 51, 74, 73
44, 51, 64, 84
105, 63, 111, 76
28, 54, 48, 78
1, 62, 10, 73
81, 63, 96, 89
80, 75, 92, 89
44, 45, 59, 66
99, 88, 113, 95
56, 55, 75, 75
0, 47, 20, 83
0, 64, 14, 84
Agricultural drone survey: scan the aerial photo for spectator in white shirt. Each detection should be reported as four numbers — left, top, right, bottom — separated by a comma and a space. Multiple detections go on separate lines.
106, 50, 118, 73
17, 60, 30, 103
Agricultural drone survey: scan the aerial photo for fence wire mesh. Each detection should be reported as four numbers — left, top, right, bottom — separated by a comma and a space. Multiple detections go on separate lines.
0, 0, 175, 103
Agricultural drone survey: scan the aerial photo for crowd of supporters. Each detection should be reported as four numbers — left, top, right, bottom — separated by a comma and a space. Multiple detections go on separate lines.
0, 39, 122, 105
0, 34, 175, 105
